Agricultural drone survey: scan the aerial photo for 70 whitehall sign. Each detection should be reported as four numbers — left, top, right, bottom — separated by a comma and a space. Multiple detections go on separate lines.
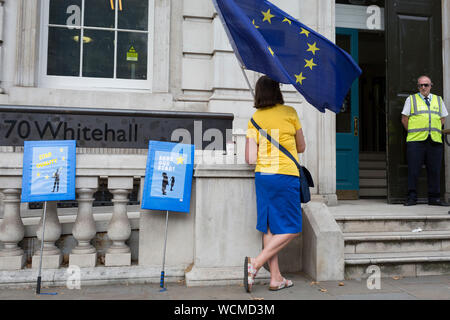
0, 105, 234, 150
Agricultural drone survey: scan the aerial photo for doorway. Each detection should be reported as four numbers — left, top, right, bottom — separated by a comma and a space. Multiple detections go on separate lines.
335, 0, 444, 203
335, 0, 387, 200
358, 31, 387, 198
335, 28, 387, 200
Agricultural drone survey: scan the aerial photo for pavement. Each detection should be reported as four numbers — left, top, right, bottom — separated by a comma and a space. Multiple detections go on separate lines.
0, 272, 448, 300
0, 273, 447, 319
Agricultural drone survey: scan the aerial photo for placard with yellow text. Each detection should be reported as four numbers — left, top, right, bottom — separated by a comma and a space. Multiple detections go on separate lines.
21, 140, 76, 202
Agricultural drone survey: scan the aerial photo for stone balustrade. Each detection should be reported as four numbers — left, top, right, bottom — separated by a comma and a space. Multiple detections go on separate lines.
0, 141, 341, 287
0, 151, 148, 274
0, 141, 269, 281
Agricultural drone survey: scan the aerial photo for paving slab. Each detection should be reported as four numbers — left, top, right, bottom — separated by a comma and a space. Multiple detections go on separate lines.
0, 275, 448, 319
0, 273, 448, 301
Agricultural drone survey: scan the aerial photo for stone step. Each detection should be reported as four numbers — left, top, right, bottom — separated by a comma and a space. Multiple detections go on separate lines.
359, 169, 387, 179
359, 178, 387, 188
344, 231, 450, 254
359, 188, 387, 197
344, 251, 450, 279
359, 153, 386, 161
345, 250, 450, 264
359, 161, 387, 170
335, 215, 450, 233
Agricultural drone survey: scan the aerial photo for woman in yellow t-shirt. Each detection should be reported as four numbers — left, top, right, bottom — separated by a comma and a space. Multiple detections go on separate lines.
244, 76, 306, 293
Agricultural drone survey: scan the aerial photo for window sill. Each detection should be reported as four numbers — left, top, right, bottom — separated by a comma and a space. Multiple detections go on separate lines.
7, 86, 174, 111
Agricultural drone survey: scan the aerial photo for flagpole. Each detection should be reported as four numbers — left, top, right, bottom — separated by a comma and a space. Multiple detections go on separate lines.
240, 66, 255, 99
212, 0, 255, 100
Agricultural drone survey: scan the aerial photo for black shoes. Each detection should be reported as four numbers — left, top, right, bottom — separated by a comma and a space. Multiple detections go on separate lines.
428, 199, 450, 206
403, 199, 417, 206
404, 198, 450, 206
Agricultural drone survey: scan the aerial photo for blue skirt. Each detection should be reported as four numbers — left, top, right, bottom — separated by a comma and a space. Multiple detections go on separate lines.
255, 172, 302, 235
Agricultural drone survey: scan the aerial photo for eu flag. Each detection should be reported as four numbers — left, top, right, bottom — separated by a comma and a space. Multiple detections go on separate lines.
212, 0, 362, 113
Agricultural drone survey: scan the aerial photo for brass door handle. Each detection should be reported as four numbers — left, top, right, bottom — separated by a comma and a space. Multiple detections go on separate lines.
354, 117, 359, 137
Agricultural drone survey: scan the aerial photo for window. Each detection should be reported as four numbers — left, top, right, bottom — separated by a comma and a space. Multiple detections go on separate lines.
39, 0, 153, 90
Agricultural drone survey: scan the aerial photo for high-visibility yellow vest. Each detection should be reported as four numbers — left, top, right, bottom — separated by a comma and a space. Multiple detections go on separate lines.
407, 93, 443, 143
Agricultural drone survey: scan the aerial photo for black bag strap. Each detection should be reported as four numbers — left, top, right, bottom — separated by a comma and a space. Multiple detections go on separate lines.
250, 118, 301, 170
250, 118, 314, 188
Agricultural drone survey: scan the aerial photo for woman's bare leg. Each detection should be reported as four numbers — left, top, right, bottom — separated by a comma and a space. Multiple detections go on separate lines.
250, 231, 299, 278
263, 230, 283, 285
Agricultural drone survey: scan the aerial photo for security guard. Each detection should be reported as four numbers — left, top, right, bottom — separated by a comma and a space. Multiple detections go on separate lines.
401, 75, 449, 206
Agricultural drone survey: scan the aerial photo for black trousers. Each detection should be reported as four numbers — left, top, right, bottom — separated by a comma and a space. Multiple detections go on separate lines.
406, 137, 443, 201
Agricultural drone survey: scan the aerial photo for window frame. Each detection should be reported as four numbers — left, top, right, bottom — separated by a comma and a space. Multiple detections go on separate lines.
38, 0, 154, 90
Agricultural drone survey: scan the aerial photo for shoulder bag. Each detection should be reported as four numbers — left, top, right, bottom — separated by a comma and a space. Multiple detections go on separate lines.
250, 118, 314, 203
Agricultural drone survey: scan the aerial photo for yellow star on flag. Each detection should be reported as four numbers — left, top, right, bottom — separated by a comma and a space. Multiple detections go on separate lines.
252, 19, 260, 28
307, 42, 320, 55
282, 18, 291, 25
268, 47, 274, 56
45, 175, 49, 179
300, 28, 310, 37
62, 157, 66, 161
261, 9, 275, 23
304, 58, 317, 70
295, 73, 306, 85
37, 172, 41, 177
177, 156, 185, 164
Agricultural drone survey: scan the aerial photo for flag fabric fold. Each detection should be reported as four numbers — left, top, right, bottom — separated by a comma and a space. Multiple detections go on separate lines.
212, 0, 362, 113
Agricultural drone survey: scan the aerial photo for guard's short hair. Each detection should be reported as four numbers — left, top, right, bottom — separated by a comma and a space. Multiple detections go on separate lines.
417, 75, 433, 85
254, 76, 284, 109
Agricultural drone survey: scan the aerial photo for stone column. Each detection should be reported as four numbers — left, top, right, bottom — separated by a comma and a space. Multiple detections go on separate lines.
443, 0, 450, 201
185, 164, 270, 286
297, 0, 337, 206
32, 202, 62, 269
0, 189, 26, 270
105, 177, 133, 266
69, 177, 98, 268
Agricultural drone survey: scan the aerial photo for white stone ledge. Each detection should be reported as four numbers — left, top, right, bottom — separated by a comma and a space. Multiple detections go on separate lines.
194, 164, 255, 178
345, 251, 450, 265
0, 265, 186, 289
344, 231, 450, 242
335, 215, 450, 221
6, 87, 175, 111
185, 266, 270, 287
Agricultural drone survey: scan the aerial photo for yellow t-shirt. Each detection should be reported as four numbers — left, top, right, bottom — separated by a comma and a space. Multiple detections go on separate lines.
247, 104, 302, 177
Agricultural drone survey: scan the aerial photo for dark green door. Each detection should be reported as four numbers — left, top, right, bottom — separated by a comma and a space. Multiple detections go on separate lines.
386, 0, 443, 203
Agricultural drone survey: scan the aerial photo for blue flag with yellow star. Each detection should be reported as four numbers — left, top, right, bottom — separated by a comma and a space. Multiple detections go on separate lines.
212, 0, 362, 113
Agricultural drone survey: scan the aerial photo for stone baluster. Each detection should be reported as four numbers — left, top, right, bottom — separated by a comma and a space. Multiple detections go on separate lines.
32, 202, 62, 269
69, 177, 98, 268
105, 177, 133, 266
0, 189, 26, 270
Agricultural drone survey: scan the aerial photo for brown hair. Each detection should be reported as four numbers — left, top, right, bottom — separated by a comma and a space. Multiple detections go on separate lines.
254, 76, 284, 109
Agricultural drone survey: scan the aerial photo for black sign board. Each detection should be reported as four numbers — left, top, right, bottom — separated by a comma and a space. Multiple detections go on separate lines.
0, 105, 234, 150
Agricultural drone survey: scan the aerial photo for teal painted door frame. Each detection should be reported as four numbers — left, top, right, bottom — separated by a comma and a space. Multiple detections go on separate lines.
336, 28, 360, 192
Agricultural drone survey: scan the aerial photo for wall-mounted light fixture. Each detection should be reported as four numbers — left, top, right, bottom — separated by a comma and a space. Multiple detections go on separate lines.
110, 0, 123, 11
73, 36, 93, 43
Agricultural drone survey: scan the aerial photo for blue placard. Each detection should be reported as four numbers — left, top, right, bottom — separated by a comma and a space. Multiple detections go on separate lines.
21, 140, 76, 202
141, 141, 195, 213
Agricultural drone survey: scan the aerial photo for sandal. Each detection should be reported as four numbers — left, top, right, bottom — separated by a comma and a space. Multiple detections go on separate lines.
269, 278, 293, 291
244, 257, 258, 293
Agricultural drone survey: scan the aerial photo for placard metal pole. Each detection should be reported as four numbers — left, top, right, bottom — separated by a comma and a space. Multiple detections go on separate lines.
36, 201, 47, 295
159, 210, 169, 292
